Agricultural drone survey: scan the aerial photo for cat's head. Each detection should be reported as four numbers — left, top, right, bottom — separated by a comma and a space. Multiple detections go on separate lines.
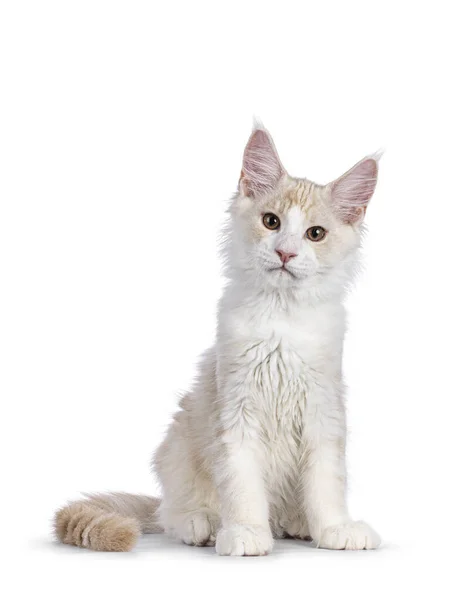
226, 125, 379, 298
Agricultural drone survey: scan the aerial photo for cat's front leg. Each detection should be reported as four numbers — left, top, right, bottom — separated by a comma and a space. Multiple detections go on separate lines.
213, 379, 273, 556
214, 433, 273, 556
301, 383, 381, 550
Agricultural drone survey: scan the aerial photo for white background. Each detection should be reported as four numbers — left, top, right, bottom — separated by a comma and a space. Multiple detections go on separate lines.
1, 1, 449, 598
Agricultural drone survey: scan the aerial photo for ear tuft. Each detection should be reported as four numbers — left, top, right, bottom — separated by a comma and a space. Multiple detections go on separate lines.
330, 156, 379, 224
240, 127, 285, 198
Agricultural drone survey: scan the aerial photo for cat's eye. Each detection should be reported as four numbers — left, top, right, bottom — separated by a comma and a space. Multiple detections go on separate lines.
306, 226, 327, 242
262, 213, 280, 230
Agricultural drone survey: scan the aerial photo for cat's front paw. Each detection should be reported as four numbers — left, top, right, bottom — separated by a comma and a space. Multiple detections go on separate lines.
317, 520, 381, 550
215, 524, 273, 556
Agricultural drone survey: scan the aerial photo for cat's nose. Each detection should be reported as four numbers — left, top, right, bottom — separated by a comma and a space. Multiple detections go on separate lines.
276, 250, 297, 264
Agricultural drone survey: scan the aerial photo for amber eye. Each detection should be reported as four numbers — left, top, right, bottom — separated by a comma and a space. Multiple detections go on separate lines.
262, 213, 280, 230
306, 226, 327, 242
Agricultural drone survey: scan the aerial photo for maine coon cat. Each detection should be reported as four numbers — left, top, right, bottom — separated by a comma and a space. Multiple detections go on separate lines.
54, 125, 381, 555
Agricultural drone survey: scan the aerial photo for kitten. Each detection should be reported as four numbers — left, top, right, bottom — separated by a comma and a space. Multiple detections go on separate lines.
54, 125, 381, 555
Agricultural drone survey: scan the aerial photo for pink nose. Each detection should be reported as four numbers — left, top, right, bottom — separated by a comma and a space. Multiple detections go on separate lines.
276, 249, 297, 264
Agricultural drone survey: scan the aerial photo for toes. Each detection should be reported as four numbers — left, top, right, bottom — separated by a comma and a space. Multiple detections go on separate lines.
284, 519, 311, 541
180, 511, 219, 546
318, 521, 381, 550
216, 525, 273, 556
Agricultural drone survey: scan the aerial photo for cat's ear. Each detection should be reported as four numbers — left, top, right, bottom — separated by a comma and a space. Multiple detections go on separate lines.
329, 155, 380, 224
239, 127, 285, 198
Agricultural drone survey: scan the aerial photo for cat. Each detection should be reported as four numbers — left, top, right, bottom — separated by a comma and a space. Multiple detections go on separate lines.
54, 124, 381, 555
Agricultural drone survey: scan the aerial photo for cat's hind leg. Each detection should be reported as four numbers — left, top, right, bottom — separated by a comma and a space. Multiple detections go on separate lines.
272, 496, 312, 541
153, 412, 220, 547
161, 507, 220, 546
283, 515, 312, 541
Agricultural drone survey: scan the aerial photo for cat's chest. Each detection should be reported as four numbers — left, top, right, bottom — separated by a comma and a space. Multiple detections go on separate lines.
231, 308, 341, 382
245, 338, 311, 420
218, 302, 343, 419
245, 340, 309, 463
246, 337, 309, 391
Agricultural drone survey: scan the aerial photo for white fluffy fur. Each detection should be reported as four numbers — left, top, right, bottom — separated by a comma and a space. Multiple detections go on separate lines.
55, 126, 381, 555
152, 126, 381, 555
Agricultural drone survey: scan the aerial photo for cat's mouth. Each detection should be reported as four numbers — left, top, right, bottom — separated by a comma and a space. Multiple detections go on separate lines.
268, 266, 297, 278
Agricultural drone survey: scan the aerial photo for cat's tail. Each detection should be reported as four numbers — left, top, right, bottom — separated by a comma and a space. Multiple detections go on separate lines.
54, 492, 162, 552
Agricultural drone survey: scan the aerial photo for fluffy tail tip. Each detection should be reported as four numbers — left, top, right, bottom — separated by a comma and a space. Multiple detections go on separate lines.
54, 502, 140, 552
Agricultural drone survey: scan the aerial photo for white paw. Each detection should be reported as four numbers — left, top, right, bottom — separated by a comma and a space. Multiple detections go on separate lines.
215, 525, 273, 556
178, 510, 220, 546
318, 520, 381, 550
